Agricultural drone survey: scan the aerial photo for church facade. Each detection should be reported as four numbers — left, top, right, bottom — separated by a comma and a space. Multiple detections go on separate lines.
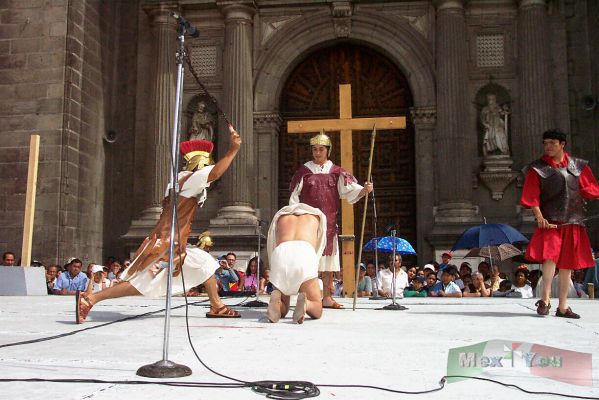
1, 0, 598, 266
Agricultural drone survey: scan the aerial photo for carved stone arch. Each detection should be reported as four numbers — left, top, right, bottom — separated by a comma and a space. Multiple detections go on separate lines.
254, 11, 436, 111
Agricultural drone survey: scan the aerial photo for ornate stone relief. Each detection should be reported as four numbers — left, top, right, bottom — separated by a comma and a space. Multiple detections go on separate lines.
331, 1, 352, 38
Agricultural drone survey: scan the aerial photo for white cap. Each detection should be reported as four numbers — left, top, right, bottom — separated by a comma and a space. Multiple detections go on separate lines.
423, 264, 435, 271
92, 265, 104, 274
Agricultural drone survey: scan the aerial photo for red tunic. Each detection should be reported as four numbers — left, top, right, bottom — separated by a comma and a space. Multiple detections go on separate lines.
521, 153, 599, 269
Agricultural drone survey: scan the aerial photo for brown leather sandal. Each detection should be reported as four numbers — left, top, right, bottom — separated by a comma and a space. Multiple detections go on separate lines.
76, 291, 93, 324
535, 300, 550, 316
206, 305, 241, 318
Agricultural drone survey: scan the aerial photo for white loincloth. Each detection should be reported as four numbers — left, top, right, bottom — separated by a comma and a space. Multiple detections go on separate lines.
125, 245, 218, 298
270, 241, 319, 296
267, 203, 327, 295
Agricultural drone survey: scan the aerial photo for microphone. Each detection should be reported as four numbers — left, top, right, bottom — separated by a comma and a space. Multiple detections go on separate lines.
171, 12, 200, 38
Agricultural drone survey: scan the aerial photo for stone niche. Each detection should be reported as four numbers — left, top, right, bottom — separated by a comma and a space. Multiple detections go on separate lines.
475, 82, 518, 201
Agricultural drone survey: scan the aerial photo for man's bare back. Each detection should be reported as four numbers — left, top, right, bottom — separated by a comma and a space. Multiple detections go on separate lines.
276, 214, 320, 249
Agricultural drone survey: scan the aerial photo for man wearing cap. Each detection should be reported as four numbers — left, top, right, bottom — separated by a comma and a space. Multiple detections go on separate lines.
521, 129, 599, 319
289, 132, 373, 309
436, 252, 452, 280
76, 127, 242, 323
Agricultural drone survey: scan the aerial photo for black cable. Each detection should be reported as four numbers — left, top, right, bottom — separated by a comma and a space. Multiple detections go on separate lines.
443, 376, 599, 400
0, 299, 209, 349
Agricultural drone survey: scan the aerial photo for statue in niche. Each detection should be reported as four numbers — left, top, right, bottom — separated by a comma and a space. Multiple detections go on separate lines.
480, 93, 510, 156
189, 100, 216, 141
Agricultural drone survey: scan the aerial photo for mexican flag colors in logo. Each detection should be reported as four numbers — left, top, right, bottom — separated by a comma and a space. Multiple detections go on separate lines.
447, 339, 593, 386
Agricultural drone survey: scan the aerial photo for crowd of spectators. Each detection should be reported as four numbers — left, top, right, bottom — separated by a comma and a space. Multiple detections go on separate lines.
2, 246, 597, 301
353, 250, 598, 300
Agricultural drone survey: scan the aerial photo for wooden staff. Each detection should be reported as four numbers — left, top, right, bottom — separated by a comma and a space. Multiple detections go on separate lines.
353, 126, 376, 311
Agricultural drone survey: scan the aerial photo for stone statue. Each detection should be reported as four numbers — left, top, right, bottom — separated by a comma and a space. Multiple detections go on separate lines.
189, 101, 215, 141
480, 93, 510, 156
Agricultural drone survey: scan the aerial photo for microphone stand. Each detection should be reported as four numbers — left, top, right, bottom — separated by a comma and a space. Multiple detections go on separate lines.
381, 229, 407, 311
137, 14, 196, 379
243, 220, 268, 307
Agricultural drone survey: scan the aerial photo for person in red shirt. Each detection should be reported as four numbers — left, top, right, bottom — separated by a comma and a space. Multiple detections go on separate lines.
521, 129, 599, 319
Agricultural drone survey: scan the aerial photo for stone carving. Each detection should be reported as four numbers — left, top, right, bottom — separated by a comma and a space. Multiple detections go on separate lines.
331, 1, 352, 38
189, 100, 216, 141
481, 93, 510, 156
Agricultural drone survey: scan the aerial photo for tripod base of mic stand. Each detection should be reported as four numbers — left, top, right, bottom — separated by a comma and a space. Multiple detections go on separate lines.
137, 360, 192, 378
380, 303, 408, 311
242, 299, 268, 307
369, 295, 387, 301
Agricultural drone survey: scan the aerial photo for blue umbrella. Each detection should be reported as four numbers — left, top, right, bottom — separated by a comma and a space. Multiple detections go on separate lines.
364, 236, 417, 255
452, 223, 528, 251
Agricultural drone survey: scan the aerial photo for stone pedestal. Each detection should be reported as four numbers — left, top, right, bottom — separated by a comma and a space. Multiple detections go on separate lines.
478, 155, 519, 200
0, 267, 47, 296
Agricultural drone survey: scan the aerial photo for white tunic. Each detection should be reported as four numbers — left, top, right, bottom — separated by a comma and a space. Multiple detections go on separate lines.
123, 166, 218, 297
289, 160, 364, 272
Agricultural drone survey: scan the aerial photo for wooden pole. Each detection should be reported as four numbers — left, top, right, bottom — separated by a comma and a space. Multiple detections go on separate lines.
353, 126, 376, 311
21, 135, 40, 267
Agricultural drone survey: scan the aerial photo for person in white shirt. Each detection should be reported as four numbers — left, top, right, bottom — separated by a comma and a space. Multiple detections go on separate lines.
511, 268, 534, 298
377, 254, 409, 298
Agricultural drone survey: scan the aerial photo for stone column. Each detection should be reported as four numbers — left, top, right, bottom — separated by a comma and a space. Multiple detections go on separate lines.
410, 106, 436, 263
253, 111, 283, 221
124, 3, 178, 247
518, 0, 554, 162
433, 0, 479, 223
209, 1, 258, 252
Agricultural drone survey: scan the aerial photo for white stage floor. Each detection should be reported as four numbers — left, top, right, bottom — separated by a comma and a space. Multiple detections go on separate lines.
0, 295, 598, 400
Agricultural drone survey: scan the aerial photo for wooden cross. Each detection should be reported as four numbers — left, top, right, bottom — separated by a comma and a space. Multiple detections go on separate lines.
287, 84, 406, 297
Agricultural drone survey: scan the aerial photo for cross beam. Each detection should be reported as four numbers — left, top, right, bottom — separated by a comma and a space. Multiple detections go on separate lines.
287, 84, 406, 297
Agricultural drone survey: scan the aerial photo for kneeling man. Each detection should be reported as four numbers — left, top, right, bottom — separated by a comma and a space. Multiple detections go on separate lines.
266, 204, 327, 324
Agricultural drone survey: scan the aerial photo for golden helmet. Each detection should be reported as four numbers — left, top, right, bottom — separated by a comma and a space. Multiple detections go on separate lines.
197, 231, 214, 250
309, 130, 332, 157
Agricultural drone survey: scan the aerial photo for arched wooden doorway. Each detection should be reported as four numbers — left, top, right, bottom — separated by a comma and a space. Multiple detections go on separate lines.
279, 43, 416, 252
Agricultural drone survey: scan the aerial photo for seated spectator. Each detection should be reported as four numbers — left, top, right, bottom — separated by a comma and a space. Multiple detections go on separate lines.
332, 270, 343, 297
366, 261, 380, 295
107, 261, 123, 282
583, 262, 598, 298
54, 258, 88, 295
425, 271, 438, 294
528, 269, 542, 291
511, 267, 534, 298
259, 268, 273, 294
356, 263, 372, 297
45, 264, 59, 294
2, 251, 16, 266
455, 262, 472, 290
486, 264, 502, 291
460, 274, 473, 292
572, 269, 589, 299
535, 270, 579, 298
406, 266, 417, 284
492, 279, 522, 297
86, 264, 110, 294
477, 261, 490, 281
463, 272, 490, 297
215, 256, 238, 295
85, 263, 95, 278
416, 268, 426, 278
428, 265, 462, 298
240, 256, 263, 292
437, 252, 452, 279
404, 276, 427, 297
377, 254, 409, 298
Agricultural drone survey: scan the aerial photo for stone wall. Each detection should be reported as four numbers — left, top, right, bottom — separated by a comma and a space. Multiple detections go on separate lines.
0, 0, 126, 266
0, 0, 67, 264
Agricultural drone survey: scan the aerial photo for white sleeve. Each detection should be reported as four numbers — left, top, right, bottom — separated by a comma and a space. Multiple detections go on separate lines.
179, 165, 214, 198
338, 176, 364, 204
289, 179, 303, 205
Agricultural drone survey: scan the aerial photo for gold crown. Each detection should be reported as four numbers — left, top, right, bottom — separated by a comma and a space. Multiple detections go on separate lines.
197, 230, 214, 250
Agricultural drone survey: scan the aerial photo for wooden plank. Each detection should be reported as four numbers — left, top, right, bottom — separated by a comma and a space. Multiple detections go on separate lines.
21, 135, 40, 267
287, 116, 406, 133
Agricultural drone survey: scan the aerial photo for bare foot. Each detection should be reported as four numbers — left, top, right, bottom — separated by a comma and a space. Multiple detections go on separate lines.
322, 295, 344, 309
267, 289, 282, 323
293, 293, 307, 324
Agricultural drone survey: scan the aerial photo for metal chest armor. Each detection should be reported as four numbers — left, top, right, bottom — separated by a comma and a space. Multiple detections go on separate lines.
527, 157, 588, 225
